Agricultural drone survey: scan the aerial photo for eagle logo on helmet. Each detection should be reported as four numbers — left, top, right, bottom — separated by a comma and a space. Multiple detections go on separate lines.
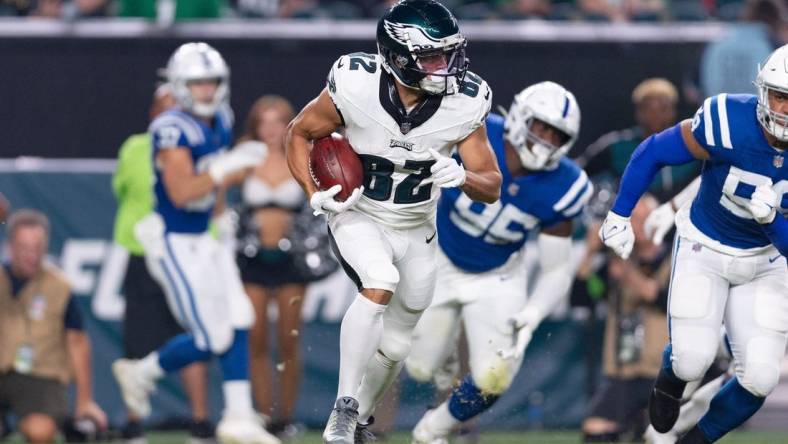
384, 20, 441, 50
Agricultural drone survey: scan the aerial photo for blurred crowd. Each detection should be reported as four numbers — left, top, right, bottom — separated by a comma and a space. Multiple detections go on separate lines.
0, 0, 785, 21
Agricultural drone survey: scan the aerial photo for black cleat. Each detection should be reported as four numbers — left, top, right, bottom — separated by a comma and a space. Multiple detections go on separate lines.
649, 387, 682, 433
354, 416, 377, 443
676, 425, 711, 444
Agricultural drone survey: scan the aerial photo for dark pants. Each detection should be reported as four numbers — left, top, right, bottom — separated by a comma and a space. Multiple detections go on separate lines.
122, 255, 184, 359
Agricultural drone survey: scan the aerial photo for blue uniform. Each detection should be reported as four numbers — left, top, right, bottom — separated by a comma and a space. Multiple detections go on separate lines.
689, 94, 788, 250
149, 106, 234, 233
437, 113, 592, 273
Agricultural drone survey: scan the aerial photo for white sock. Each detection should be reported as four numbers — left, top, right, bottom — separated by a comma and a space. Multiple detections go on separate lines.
138, 352, 164, 381
429, 401, 460, 436
337, 294, 387, 400
222, 380, 254, 415
357, 351, 404, 423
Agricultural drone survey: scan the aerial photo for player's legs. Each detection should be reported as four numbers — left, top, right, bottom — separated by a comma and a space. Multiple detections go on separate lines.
414, 255, 526, 442
650, 238, 729, 433
247, 283, 274, 416
275, 283, 307, 425
324, 210, 398, 443
356, 221, 437, 425
684, 256, 788, 443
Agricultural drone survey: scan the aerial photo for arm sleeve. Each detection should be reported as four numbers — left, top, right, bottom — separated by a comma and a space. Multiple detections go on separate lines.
611, 123, 696, 217
63, 295, 84, 331
524, 233, 574, 326
763, 215, 788, 257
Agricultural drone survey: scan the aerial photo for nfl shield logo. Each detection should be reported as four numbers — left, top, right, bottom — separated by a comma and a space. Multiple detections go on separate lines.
775, 156, 784, 168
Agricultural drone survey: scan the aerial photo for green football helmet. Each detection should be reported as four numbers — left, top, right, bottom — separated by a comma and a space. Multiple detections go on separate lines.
376, 0, 469, 96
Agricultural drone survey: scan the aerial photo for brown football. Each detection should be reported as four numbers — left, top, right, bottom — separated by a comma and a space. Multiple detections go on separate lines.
309, 134, 364, 202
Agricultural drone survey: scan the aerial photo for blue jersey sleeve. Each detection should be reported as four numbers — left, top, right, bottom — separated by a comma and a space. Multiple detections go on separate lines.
690, 94, 756, 160
149, 111, 206, 152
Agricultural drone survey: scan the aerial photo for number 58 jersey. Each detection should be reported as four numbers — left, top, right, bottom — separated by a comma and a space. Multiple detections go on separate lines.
682, 94, 788, 255
326, 52, 492, 229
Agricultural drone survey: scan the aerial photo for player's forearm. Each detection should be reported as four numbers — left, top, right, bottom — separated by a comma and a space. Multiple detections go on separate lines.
461, 169, 501, 203
286, 128, 319, 198
67, 331, 94, 406
165, 173, 216, 208
612, 124, 695, 217
524, 234, 573, 325
763, 215, 788, 257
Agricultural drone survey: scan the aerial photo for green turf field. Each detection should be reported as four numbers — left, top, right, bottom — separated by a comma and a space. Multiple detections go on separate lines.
7, 430, 785, 443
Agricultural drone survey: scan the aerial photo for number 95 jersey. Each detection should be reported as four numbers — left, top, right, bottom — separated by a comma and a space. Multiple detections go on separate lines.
437, 113, 592, 273
683, 94, 788, 254
326, 52, 492, 229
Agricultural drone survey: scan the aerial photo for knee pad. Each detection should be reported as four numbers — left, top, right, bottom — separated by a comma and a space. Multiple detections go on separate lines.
671, 347, 714, 383
404, 357, 435, 383
207, 324, 235, 355
472, 356, 518, 395
379, 329, 412, 363
739, 362, 779, 397
363, 260, 399, 291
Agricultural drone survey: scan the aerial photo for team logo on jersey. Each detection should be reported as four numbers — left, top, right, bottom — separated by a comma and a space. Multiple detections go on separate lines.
774, 155, 784, 168
389, 139, 414, 151
507, 183, 519, 196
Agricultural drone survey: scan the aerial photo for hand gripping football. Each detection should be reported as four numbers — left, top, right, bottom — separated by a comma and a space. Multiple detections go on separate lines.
309, 133, 364, 202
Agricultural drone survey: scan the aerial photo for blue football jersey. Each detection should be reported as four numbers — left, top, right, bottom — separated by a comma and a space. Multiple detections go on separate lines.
437, 113, 592, 273
689, 94, 788, 250
150, 105, 234, 233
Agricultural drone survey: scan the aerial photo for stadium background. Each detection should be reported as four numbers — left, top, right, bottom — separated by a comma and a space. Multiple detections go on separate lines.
1, 9, 788, 439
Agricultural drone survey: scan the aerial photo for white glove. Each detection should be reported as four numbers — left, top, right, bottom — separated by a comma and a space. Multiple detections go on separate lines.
599, 210, 635, 259
428, 148, 466, 188
310, 184, 364, 216
208, 141, 267, 184
748, 184, 778, 224
497, 306, 540, 361
644, 202, 676, 246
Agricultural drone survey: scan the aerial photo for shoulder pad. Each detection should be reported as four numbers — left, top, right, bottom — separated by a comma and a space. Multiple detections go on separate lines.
149, 110, 205, 148
551, 161, 592, 219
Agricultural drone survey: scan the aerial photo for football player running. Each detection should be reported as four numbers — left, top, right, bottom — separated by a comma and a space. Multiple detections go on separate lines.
111, 43, 280, 444
405, 81, 590, 443
599, 44, 788, 443
286, 1, 502, 442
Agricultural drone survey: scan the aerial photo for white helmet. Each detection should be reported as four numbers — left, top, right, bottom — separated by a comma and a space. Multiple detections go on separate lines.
504, 81, 580, 171
164, 42, 230, 118
755, 44, 788, 142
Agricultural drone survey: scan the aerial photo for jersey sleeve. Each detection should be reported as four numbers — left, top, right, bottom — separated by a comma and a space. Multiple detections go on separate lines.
690, 94, 735, 160
149, 112, 205, 152
460, 76, 492, 138
551, 165, 593, 221
326, 54, 351, 125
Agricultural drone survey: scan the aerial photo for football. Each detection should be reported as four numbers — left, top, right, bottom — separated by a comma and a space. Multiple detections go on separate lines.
309, 133, 364, 202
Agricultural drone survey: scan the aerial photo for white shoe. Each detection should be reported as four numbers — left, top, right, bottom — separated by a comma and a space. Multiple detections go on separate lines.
412, 409, 449, 444
216, 411, 280, 444
112, 359, 154, 419
644, 425, 678, 444
322, 397, 359, 444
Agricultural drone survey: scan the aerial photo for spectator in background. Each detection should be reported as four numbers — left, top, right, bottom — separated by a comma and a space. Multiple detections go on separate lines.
112, 84, 214, 443
119, 0, 223, 21
577, 78, 698, 202
236, 96, 336, 437
699, 0, 787, 97
63, 0, 111, 18
580, 195, 671, 443
0, 210, 107, 443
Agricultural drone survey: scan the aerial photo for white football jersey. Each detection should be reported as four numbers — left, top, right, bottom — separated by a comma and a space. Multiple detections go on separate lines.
327, 52, 492, 229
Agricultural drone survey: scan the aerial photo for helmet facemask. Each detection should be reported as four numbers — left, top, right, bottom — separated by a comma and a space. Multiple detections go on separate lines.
756, 81, 788, 142
166, 42, 230, 119
507, 114, 573, 170
379, 19, 469, 96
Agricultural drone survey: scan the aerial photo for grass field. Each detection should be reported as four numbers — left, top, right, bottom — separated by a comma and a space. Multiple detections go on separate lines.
7, 430, 786, 443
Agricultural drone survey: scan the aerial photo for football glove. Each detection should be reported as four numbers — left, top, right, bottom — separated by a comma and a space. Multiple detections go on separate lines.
599, 210, 635, 259
428, 148, 466, 188
497, 306, 540, 361
644, 202, 676, 246
748, 184, 778, 224
208, 141, 267, 185
310, 184, 364, 216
